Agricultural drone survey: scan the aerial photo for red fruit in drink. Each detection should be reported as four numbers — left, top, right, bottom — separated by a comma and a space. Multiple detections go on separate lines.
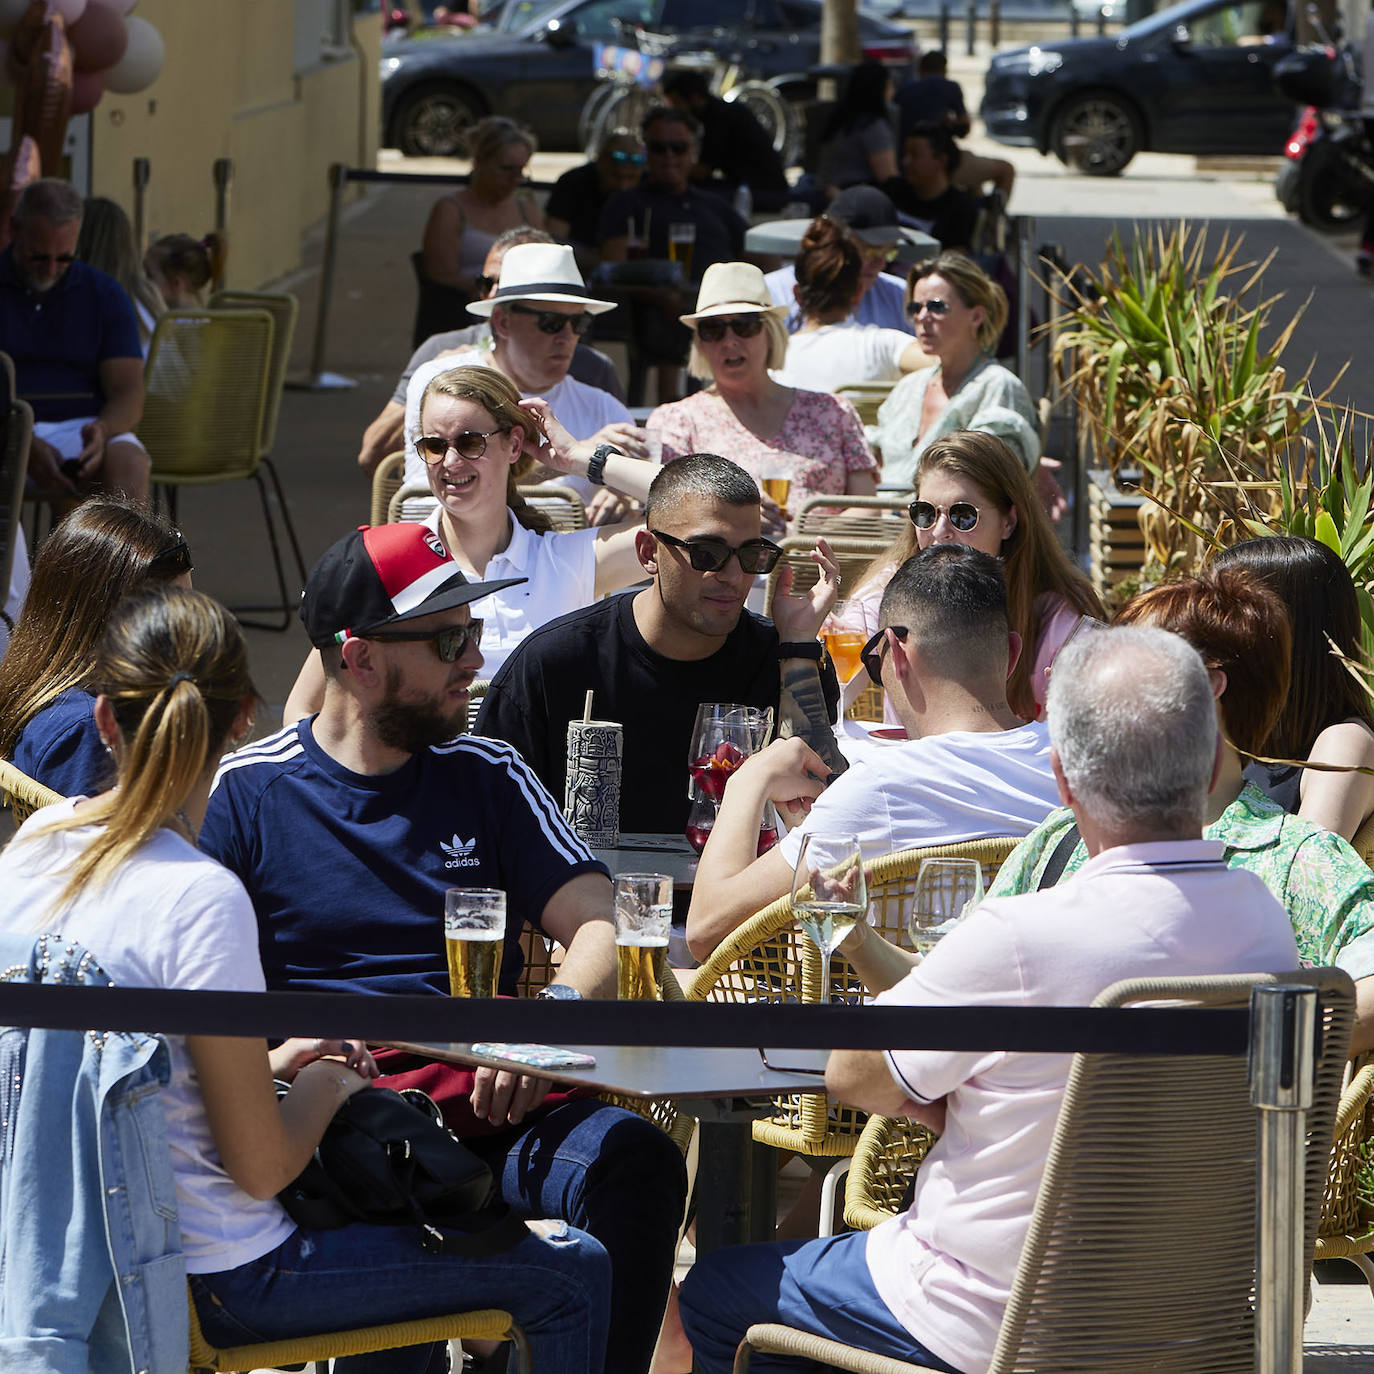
756, 825, 778, 856
685, 823, 713, 854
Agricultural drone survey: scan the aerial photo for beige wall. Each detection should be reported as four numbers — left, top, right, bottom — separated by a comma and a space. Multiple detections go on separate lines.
87, 1, 380, 289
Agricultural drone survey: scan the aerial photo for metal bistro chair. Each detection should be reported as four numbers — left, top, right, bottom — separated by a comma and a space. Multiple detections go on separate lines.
208, 289, 299, 467
0, 758, 62, 825
138, 308, 306, 632
742, 968, 1355, 1372
763, 536, 887, 620
795, 494, 909, 544
689, 838, 1019, 1234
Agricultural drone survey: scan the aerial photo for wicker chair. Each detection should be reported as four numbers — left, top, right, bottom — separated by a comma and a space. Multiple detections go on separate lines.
763, 537, 888, 618
388, 480, 439, 525
0, 758, 63, 824
743, 968, 1355, 1373
795, 494, 910, 544
371, 452, 406, 526
518, 484, 588, 531
847, 681, 886, 723
188, 1291, 530, 1373
689, 838, 1019, 1231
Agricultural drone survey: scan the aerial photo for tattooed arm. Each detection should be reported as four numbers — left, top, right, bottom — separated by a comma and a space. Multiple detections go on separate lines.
777, 657, 848, 777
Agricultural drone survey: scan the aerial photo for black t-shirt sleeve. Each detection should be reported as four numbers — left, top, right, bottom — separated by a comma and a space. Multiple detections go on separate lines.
940, 190, 980, 250
474, 659, 555, 794
545, 166, 582, 224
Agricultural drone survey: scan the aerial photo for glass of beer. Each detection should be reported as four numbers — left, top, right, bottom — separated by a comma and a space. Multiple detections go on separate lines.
445, 887, 506, 998
614, 873, 672, 1001
668, 222, 696, 278
761, 473, 791, 509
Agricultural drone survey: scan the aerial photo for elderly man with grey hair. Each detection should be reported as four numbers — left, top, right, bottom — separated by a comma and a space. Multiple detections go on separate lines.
678, 624, 1301, 1374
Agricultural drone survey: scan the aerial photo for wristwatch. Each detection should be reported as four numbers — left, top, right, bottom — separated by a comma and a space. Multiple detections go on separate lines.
586, 443, 618, 488
777, 641, 825, 660
536, 984, 583, 1001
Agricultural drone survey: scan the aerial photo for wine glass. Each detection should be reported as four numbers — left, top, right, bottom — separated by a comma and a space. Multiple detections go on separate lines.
791, 833, 867, 1005
820, 604, 866, 685
907, 858, 984, 957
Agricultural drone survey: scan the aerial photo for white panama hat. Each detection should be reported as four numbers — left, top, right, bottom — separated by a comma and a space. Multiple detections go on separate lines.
679, 261, 790, 326
467, 242, 617, 318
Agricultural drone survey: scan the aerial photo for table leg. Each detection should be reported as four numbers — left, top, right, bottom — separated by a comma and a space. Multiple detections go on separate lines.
693, 1115, 754, 1256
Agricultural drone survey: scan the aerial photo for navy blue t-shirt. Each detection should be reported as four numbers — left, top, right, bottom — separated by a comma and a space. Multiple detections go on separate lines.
199, 720, 610, 997
12, 687, 111, 797
0, 247, 141, 422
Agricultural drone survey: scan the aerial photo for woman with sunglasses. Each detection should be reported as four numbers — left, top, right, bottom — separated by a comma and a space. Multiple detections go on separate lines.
872, 251, 1042, 494
840, 430, 1102, 723
773, 215, 933, 391
420, 116, 543, 305
0, 497, 194, 794
648, 262, 879, 533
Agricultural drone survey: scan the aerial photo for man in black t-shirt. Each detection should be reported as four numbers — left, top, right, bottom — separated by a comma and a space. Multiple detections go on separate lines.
476, 455, 843, 833
888, 121, 979, 252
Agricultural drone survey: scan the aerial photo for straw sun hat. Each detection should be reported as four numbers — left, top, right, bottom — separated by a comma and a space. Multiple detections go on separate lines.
468, 242, 616, 318
679, 262, 790, 327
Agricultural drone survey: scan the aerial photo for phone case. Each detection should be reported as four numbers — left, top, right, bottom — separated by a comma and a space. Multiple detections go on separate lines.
470, 1041, 597, 1069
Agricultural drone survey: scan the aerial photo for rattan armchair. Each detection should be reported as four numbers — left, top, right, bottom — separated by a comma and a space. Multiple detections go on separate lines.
795, 494, 910, 544
763, 536, 888, 618
187, 1290, 530, 1373
388, 480, 438, 525
371, 452, 406, 526
518, 484, 589, 531
742, 968, 1355, 1373
0, 758, 63, 824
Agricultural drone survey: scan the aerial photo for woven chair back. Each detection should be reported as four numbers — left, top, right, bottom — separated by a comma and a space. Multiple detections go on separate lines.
763, 536, 887, 618
795, 494, 910, 544
0, 372, 31, 599
372, 452, 405, 526
208, 290, 297, 456
138, 309, 274, 485
0, 758, 64, 825
847, 680, 885, 722
518, 484, 588, 532
833, 382, 896, 428
388, 480, 439, 525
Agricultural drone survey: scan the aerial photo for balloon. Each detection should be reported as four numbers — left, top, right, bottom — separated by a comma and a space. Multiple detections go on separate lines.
47, 0, 86, 23
69, 63, 102, 112
92, 0, 136, 13
102, 12, 157, 92
68, 0, 123, 69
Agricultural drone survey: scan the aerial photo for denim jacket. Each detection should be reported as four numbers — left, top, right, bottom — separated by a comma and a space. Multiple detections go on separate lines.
0, 932, 187, 1374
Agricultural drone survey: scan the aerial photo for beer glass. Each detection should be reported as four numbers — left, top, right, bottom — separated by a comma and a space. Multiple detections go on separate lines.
445, 887, 506, 997
614, 872, 672, 1001
668, 222, 696, 278
761, 474, 791, 509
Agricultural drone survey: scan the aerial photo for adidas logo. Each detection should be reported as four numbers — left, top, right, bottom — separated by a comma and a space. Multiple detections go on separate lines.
441, 835, 481, 869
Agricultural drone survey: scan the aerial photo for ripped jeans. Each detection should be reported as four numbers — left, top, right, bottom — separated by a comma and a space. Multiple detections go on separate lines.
189, 1219, 610, 1374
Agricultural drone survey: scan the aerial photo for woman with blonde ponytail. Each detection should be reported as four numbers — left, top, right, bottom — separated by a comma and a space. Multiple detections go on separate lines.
0, 584, 611, 1372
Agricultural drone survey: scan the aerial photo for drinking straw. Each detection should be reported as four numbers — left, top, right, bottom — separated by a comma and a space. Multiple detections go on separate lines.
583, 690, 594, 724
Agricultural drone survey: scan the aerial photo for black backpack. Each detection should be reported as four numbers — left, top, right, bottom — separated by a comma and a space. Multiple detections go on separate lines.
275, 1084, 528, 1256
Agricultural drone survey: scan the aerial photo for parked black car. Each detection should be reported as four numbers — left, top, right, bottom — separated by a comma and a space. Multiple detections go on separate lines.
981, 0, 1298, 174
382, 0, 919, 156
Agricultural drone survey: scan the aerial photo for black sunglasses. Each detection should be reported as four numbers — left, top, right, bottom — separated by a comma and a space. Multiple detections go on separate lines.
149, 536, 193, 577
366, 620, 483, 663
651, 529, 783, 574
695, 314, 766, 344
861, 625, 910, 686
910, 500, 980, 533
507, 303, 594, 336
415, 429, 505, 463
647, 139, 691, 155
906, 297, 952, 319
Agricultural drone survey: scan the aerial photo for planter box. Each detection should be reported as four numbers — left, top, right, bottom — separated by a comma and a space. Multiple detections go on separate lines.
1087, 469, 1147, 605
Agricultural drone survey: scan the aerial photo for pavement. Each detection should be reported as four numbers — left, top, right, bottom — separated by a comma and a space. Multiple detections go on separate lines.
156, 45, 1373, 1366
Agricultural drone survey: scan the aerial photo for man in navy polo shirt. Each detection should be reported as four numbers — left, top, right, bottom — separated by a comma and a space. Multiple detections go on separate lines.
201, 522, 688, 1374
0, 179, 148, 503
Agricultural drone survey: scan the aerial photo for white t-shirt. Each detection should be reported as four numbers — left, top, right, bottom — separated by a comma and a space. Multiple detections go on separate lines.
866, 840, 1300, 1374
404, 355, 633, 489
422, 505, 598, 679
0, 802, 296, 1274
777, 720, 1059, 870
772, 323, 916, 390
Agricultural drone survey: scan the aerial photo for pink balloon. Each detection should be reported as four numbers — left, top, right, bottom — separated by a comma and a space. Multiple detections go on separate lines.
47, 0, 87, 23
68, 0, 123, 69
102, 12, 157, 92
69, 64, 103, 113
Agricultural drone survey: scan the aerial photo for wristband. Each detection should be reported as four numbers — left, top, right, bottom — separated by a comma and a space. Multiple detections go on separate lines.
777, 641, 824, 661
587, 444, 618, 488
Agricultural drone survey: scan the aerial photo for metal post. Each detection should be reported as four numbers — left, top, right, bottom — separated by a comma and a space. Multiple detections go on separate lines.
939, 2, 950, 53
1096, 3, 1108, 34
211, 158, 233, 291
1070, 3, 1081, 37
1015, 214, 1032, 383
965, 0, 976, 55
131, 157, 149, 251
990, 0, 1001, 47
289, 161, 358, 391
1249, 984, 1317, 1374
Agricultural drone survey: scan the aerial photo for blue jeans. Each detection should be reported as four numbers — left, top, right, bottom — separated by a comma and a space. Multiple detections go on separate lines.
471, 1096, 689, 1374
679, 1234, 965, 1374
189, 1219, 609, 1374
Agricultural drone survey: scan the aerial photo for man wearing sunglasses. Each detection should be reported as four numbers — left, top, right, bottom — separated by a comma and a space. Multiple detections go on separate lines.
545, 132, 650, 269
477, 454, 842, 834
202, 522, 689, 1374
686, 545, 1060, 960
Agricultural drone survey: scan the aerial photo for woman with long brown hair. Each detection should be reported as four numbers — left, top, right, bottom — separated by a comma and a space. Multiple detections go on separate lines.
842, 430, 1102, 723
0, 497, 192, 793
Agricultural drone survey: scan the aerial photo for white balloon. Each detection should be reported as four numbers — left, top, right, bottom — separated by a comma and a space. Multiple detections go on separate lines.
48, 0, 88, 23
103, 13, 160, 93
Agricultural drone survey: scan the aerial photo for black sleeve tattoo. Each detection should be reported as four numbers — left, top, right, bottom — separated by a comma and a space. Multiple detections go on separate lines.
777, 660, 849, 776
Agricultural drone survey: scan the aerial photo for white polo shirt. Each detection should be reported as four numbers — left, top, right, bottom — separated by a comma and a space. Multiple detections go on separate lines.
422, 505, 598, 680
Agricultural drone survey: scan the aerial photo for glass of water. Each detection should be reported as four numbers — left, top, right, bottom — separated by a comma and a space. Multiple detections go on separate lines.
907, 859, 984, 957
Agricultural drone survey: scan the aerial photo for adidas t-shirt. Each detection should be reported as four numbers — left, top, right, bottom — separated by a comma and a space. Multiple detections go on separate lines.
199, 720, 609, 997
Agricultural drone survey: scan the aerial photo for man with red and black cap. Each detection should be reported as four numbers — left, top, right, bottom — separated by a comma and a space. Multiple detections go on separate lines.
200, 522, 688, 1374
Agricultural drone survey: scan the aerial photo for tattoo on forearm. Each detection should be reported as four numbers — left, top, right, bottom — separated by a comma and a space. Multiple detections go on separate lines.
778, 662, 849, 775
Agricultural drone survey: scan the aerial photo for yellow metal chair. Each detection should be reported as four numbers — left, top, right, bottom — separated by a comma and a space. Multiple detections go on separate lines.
208, 289, 298, 463
744, 968, 1355, 1372
371, 451, 406, 526
795, 494, 910, 544
518, 483, 589, 531
187, 1290, 530, 1373
0, 758, 63, 824
763, 536, 888, 618
138, 308, 306, 631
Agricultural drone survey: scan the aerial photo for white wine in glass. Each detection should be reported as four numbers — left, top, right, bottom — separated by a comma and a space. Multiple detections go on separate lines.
791, 833, 867, 1005
907, 858, 983, 956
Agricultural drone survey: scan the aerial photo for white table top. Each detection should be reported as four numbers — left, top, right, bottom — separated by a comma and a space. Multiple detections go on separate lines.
745, 217, 939, 257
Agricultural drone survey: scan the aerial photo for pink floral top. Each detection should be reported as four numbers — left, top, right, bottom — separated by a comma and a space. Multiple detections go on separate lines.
648, 388, 878, 501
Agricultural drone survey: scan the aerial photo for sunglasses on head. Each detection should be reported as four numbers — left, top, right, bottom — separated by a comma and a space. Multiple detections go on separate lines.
906, 297, 952, 319
149, 536, 193, 578
910, 499, 980, 533
415, 428, 506, 463
647, 139, 691, 155
695, 314, 766, 344
507, 302, 595, 336
860, 625, 910, 686
651, 529, 783, 574
365, 620, 483, 663
609, 149, 647, 166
